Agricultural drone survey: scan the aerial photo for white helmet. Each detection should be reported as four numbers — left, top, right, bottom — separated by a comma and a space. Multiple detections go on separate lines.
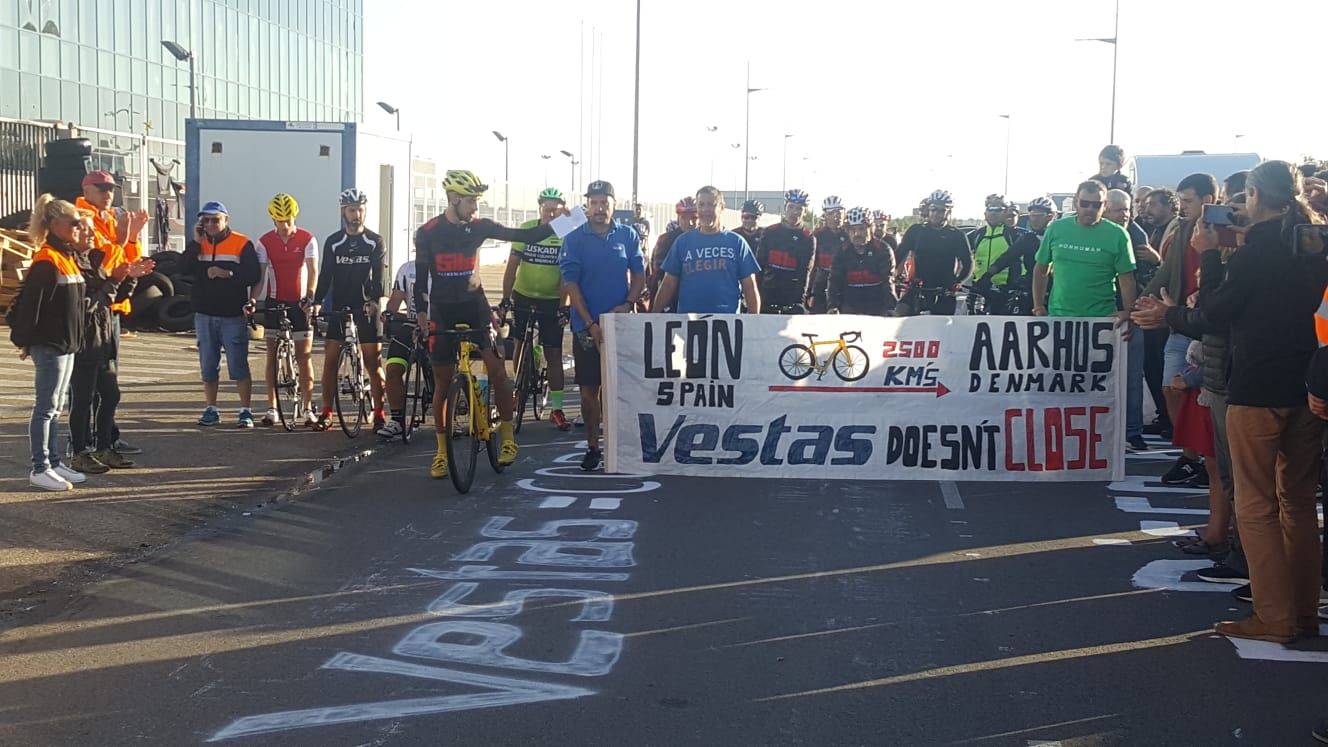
822, 195, 844, 212
845, 206, 871, 226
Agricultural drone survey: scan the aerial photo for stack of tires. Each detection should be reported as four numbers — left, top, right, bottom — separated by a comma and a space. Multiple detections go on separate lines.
128, 250, 195, 332
38, 138, 93, 202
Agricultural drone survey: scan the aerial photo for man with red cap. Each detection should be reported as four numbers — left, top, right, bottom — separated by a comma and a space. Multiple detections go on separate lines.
74, 171, 150, 455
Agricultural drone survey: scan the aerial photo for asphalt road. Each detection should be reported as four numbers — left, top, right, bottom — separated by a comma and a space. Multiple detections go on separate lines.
1, 422, 1325, 746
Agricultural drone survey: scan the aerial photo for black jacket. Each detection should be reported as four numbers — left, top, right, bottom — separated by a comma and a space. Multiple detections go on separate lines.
1182, 219, 1328, 407
7, 237, 86, 354
1164, 252, 1231, 397
828, 241, 897, 315
75, 248, 133, 364
181, 228, 262, 317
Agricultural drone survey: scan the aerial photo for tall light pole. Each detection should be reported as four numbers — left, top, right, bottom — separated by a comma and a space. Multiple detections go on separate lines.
706, 125, 719, 185
744, 61, 766, 203
781, 134, 794, 195
541, 154, 552, 186
1075, 0, 1119, 143
999, 114, 1011, 196
492, 130, 509, 223
560, 150, 577, 194
631, 0, 642, 208
731, 143, 741, 195
376, 101, 400, 131
161, 41, 196, 119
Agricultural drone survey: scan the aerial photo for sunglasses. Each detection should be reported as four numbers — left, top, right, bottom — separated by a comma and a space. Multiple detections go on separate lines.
92, 184, 116, 192
1078, 200, 1103, 209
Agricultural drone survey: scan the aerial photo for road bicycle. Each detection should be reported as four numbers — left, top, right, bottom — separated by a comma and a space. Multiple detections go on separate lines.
506, 304, 563, 434
266, 302, 307, 432
778, 331, 870, 382
399, 319, 434, 445
439, 322, 505, 493
316, 308, 371, 438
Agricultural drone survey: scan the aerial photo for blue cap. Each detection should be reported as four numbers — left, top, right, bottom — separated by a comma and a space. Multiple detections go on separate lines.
198, 201, 228, 216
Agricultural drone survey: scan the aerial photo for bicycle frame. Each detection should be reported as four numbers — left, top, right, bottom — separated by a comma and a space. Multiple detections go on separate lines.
804, 332, 859, 372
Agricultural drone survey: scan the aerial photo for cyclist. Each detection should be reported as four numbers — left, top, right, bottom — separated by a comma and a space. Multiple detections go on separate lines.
311, 189, 388, 432
828, 207, 896, 316
895, 190, 974, 316
872, 210, 898, 256
251, 193, 318, 427
978, 196, 1057, 290
500, 187, 572, 431
375, 248, 425, 440
733, 200, 765, 248
808, 195, 847, 312
755, 189, 815, 314
647, 197, 698, 307
967, 193, 1023, 288
414, 169, 555, 478
631, 204, 652, 247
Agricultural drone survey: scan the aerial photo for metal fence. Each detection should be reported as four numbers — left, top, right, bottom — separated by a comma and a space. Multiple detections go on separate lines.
0, 118, 58, 225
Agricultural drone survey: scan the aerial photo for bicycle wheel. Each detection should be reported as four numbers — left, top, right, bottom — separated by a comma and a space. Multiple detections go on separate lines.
512, 342, 532, 434
335, 347, 365, 438
778, 344, 815, 380
402, 357, 422, 444
832, 345, 871, 382
531, 371, 548, 421
275, 342, 299, 432
445, 373, 480, 493
485, 380, 506, 474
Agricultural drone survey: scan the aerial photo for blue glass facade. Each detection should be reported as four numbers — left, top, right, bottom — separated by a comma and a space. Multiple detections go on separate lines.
0, 0, 364, 141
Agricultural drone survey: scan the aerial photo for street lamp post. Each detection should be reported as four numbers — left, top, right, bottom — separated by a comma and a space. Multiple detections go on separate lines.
1075, 0, 1119, 143
706, 125, 719, 185
631, 0, 642, 209
559, 150, 576, 194
744, 61, 766, 203
492, 130, 509, 223
376, 101, 401, 131
781, 134, 794, 195
999, 114, 1011, 196
161, 41, 196, 119
541, 154, 552, 186
730, 143, 741, 194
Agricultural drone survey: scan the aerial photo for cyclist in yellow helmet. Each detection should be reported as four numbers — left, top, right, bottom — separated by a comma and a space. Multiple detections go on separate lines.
249, 194, 319, 426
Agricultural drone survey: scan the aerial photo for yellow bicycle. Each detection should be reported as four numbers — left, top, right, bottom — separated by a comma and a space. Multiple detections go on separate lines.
778, 330, 870, 382
441, 323, 505, 493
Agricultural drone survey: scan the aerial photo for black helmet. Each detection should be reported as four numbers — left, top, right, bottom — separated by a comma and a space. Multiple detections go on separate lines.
741, 199, 764, 216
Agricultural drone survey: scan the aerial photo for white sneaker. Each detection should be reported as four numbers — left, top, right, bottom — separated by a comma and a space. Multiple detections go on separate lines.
261, 408, 281, 426
376, 419, 404, 439
303, 410, 319, 427
31, 469, 71, 491
52, 464, 87, 484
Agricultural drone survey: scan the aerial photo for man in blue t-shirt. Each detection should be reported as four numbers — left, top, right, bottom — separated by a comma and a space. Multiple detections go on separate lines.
561, 180, 646, 471
654, 186, 761, 314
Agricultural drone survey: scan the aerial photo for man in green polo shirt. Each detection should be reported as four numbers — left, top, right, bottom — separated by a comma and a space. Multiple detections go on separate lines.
502, 188, 572, 430
1033, 180, 1137, 320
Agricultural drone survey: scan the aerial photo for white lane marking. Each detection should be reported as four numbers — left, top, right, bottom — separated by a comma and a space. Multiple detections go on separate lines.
1139, 521, 1194, 537
539, 496, 577, 509
589, 498, 621, 510
517, 479, 660, 494
1131, 559, 1236, 592
1115, 496, 1209, 516
1092, 538, 1132, 546
1228, 633, 1328, 662
940, 482, 964, 510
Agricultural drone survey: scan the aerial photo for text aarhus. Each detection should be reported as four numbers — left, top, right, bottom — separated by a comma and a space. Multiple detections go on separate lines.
967, 320, 1116, 393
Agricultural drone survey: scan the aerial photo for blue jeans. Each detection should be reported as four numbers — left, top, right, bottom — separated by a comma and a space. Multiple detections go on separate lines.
1126, 326, 1144, 440
195, 313, 252, 383
29, 344, 75, 473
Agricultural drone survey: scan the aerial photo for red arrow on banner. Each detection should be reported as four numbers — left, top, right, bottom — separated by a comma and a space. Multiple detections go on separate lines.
768, 382, 951, 397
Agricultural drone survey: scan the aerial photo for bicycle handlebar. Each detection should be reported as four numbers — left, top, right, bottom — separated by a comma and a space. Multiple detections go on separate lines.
840, 331, 861, 343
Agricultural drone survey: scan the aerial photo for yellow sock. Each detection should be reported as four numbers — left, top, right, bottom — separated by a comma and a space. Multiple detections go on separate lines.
499, 420, 514, 439
436, 432, 447, 452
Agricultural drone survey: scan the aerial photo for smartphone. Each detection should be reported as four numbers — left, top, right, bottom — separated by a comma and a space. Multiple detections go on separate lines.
1202, 204, 1235, 225
1293, 224, 1328, 258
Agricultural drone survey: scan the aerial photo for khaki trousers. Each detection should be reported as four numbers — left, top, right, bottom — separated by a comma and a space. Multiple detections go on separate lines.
1226, 405, 1323, 633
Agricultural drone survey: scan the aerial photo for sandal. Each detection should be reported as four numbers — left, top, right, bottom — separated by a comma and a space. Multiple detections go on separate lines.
1177, 537, 1230, 556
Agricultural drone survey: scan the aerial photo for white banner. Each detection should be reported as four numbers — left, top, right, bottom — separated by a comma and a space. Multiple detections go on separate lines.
602, 314, 1125, 482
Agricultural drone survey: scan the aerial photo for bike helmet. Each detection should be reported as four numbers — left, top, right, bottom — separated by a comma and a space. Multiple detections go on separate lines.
538, 187, 565, 203
1027, 196, 1057, 213
741, 199, 764, 216
925, 190, 954, 208
871, 209, 888, 224
676, 197, 698, 215
785, 189, 810, 206
984, 193, 1007, 210
845, 206, 870, 226
268, 193, 299, 221
442, 169, 488, 197
822, 195, 844, 211
339, 188, 368, 206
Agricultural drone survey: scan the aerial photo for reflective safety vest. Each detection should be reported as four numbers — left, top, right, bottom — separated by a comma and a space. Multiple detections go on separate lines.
1316, 285, 1328, 347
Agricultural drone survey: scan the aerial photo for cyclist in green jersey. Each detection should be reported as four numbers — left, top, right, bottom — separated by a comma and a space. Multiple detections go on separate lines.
501, 188, 572, 430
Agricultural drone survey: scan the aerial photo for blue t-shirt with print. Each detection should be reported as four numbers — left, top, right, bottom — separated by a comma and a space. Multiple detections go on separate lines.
661, 229, 760, 313
559, 222, 644, 333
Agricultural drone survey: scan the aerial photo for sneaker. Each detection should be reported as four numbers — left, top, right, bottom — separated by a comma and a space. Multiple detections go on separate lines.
237, 409, 255, 429
261, 409, 281, 426
198, 406, 221, 426
1187, 469, 1210, 489
304, 410, 319, 428
1160, 456, 1201, 485
311, 411, 335, 431
550, 409, 571, 431
51, 464, 87, 484
580, 448, 603, 472
1125, 436, 1150, 453
377, 419, 404, 439
373, 415, 387, 434
30, 469, 71, 492
69, 451, 110, 475
1230, 583, 1253, 603
574, 415, 585, 427
430, 452, 449, 479
1195, 564, 1249, 583
111, 438, 143, 455
92, 448, 135, 469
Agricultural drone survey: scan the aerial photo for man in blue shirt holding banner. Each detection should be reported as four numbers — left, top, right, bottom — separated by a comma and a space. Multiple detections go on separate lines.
654, 186, 762, 314
561, 180, 646, 471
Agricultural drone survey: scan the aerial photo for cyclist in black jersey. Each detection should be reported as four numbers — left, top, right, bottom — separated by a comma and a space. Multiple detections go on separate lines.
413, 169, 555, 479
755, 189, 815, 314
828, 207, 897, 316
733, 200, 765, 248
645, 198, 697, 308
311, 188, 388, 431
872, 210, 899, 257
808, 195, 847, 313
895, 190, 974, 316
